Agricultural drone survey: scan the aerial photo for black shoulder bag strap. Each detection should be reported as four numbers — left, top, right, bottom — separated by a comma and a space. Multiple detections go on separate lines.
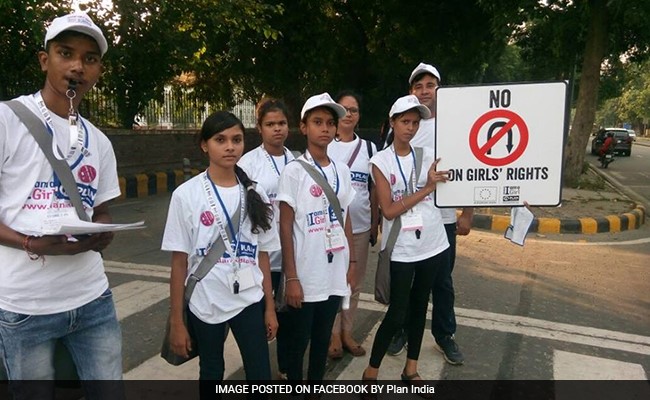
296, 160, 345, 226
4, 100, 89, 221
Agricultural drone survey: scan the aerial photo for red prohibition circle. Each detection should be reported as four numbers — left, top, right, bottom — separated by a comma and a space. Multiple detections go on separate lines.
469, 109, 529, 167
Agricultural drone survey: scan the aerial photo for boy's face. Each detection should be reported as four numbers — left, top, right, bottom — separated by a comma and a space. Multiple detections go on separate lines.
410, 74, 439, 113
39, 32, 103, 98
300, 108, 338, 148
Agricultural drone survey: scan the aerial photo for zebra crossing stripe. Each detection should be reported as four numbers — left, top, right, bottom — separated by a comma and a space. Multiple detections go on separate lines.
356, 293, 650, 356
112, 280, 169, 321
553, 350, 647, 380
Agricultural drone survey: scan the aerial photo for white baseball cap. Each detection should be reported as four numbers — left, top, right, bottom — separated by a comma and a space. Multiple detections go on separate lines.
389, 95, 431, 119
408, 62, 441, 84
300, 92, 347, 120
44, 13, 108, 57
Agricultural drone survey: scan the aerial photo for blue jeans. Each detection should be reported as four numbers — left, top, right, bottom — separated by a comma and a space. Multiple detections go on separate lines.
0, 288, 124, 400
430, 223, 457, 342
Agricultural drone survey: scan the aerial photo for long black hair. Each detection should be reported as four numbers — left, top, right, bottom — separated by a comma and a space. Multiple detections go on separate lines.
200, 111, 272, 233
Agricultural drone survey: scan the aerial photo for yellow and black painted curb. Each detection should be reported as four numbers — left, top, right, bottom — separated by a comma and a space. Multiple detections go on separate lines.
117, 169, 201, 200
471, 205, 646, 234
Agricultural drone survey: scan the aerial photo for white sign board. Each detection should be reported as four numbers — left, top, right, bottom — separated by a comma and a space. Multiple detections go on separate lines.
435, 81, 567, 208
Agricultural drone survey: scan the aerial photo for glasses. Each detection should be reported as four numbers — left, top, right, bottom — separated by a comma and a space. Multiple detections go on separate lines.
344, 107, 359, 115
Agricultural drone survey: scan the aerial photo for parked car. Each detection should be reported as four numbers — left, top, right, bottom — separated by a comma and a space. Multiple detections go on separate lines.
590, 128, 633, 156
627, 129, 637, 141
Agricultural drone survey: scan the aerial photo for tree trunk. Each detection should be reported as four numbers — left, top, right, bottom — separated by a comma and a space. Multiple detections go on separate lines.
563, 0, 608, 186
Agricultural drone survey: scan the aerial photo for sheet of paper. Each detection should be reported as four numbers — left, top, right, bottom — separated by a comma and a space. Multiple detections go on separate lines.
504, 206, 534, 246
40, 219, 146, 236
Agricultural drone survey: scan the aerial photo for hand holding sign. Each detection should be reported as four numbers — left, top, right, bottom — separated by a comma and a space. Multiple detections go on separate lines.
425, 158, 449, 192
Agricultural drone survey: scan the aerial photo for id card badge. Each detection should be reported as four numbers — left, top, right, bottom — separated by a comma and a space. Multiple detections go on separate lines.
401, 209, 423, 232
325, 226, 346, 253
227, 266, 256, 294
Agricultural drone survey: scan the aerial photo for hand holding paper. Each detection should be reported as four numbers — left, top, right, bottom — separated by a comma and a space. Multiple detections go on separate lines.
504, 204, 534, 246
41, 219, 146, 236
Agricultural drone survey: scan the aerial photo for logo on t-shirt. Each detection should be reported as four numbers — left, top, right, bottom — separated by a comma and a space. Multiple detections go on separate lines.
77, 165, 97, 183
306, 207, 339, 227
351, 171, 369, 184
390, 174, 396, 185
309, 184, 323, 197
200, 211, 215, 226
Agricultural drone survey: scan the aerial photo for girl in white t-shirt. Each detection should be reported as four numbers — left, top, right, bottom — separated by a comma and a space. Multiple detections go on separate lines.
161, 111, 280, 390
327, 90, 378, 359
276, 92, 356, 382
362, 95, 450, 393
237, 97, 294, 380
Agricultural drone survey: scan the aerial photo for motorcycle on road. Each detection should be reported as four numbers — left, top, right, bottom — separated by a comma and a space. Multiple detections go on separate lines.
599, 150, 615, 168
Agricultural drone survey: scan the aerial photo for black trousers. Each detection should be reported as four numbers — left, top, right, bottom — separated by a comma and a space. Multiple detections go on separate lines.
369, 251, 450, 368
271, 271, 289, 374
430, 223, 457, 342
189, 300, 271, 399
285, 295, 341, 382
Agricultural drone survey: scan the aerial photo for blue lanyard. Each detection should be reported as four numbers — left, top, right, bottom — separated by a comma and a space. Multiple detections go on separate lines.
312, 157, 339, 195
207, 175, 240, 255
269, 150, 288, 176
395, 147, 416, 195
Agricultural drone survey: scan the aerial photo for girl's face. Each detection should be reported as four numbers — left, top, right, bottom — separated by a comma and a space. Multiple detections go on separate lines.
300, 108, 337, 148
390, 110, 421, 143
201, 125, 245, 169
338, 96, 360, 131
258, 110, 289, 148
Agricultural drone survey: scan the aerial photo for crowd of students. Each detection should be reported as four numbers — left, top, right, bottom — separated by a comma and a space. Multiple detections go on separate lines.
0, 12, 471, 400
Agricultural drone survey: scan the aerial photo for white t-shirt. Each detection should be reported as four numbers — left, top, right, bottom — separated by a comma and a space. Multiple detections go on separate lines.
329, 136, 377, 234
238, 145, 295, 272
413, 117, 457, 224
276, 153, 354, 302
370, 146, 449, 262
161, 171, 280, 324
0, 94, 120, 315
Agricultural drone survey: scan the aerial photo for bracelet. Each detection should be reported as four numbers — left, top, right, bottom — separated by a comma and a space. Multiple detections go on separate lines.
400, 199, 407, 210
22, 235, 41, 261
349, 260, 357, 263
285, 277, 300, 283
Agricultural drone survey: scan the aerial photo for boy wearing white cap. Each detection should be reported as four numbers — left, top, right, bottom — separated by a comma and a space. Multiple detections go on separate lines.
388, 62, 472, 365
0, 12, 123, 396
361, 95, 449, 391
276, 92, 356, 382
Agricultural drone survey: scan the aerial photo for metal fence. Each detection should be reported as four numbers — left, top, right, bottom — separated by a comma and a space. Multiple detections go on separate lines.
81, 86, 256, 130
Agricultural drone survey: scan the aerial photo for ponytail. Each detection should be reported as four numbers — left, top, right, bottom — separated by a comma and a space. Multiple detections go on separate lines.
235, 165, 273, 233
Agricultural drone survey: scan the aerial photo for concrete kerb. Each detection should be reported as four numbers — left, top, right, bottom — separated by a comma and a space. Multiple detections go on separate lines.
117, 168, 201, 200
470, 205, 646, 235
116, 167, 646, 235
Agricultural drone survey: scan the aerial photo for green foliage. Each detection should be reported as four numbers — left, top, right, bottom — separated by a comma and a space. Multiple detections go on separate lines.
0, 0, 72, 99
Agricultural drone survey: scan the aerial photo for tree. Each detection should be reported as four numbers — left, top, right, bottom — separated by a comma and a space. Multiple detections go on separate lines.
484, 0, 650, 186
0, 0, 76, 99
214, 0, 510, 128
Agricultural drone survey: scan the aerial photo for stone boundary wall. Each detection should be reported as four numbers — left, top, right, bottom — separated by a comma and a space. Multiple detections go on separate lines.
106, 128, 381, 176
